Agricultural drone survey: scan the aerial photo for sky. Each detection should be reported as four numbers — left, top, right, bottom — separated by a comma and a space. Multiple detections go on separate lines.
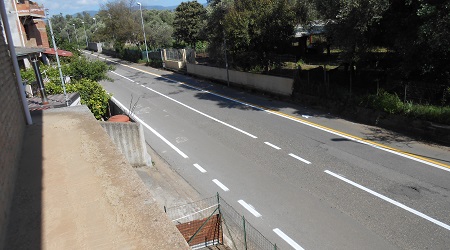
40, 0, 208, 17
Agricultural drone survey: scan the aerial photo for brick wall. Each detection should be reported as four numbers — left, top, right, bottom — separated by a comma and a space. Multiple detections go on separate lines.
0, 22, 27, 247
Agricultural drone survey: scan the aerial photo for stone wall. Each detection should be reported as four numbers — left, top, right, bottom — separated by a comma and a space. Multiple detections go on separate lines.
0, 23, 27, 248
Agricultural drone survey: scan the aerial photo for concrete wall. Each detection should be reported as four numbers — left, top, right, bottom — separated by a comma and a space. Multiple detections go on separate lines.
187, 63, 294, 96
99, 122, 151, 167
88, 42, 102, 53
165, 60, 185, 70
0, 21, 27, 248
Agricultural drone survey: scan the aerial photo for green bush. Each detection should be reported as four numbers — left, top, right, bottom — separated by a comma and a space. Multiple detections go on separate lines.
406, 104, 450, 124
145, 58, 163, 68
46, 79, 111, 120
67, 56, 114, 82
362, 89, 450, 125
368, 90, 404, 114
21, 56, 113, 83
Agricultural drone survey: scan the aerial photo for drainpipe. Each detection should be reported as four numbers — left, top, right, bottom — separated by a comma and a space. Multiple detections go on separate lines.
1, 0, 32, 125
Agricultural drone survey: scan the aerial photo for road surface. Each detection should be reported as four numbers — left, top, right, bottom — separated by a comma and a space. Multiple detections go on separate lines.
86, 52, 450, 250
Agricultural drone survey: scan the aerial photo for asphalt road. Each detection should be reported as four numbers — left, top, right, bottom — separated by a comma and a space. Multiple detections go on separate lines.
86, 52, 450, 250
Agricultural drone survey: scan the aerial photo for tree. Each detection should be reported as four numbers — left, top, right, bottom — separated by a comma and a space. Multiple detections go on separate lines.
221, 0, 296, 70
173, 1, 207, 47
204, 0, 232, 63
98, 0, 140, 47
319, 0, 390, 64
142, 10, 175, 49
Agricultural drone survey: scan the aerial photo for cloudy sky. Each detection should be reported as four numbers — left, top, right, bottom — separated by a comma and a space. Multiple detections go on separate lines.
40, 0, 207, 17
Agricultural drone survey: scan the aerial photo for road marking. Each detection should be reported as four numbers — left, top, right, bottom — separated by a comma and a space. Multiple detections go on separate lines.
110, 71, 258, 139
110, 71, 135, 82
111, 97, 189, 159
193, 163, 207, 173
212, 179, 229, 191
273, 228, 305, 250
238, 200, 262, 217
264, 142, 281, 150
289, 153, 311, 164
324, 170, 450, 231
86, 52, 450, 172
141, 85, 258, 138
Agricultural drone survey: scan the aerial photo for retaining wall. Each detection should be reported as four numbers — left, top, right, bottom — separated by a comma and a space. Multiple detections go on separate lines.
99, 122, 151, 167
187, 63, 294, 96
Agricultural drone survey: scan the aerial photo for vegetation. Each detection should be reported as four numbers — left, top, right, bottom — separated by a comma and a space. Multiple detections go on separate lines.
21, 55, 113, 120
46, 0, 449, 123
363, 90, 450, 125
173, 1, 206, 48
46, 79, 111, 120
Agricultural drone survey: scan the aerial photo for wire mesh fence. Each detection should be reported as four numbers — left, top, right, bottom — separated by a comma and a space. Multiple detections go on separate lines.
219, 197, 279, 250
165, 48, 184, 61
166, 196, 219, 225
165, 194, 280, 250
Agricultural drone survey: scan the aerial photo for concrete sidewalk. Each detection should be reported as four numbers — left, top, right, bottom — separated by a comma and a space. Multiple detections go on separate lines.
5, 106, 189, 249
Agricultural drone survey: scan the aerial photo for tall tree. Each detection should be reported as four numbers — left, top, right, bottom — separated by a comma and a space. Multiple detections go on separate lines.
173, 1, 207, 47
222, 0, 296, 70
98, 0, 140, 47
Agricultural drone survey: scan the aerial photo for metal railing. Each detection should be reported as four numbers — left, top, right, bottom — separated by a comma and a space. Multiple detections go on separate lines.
165, 194, 279, 250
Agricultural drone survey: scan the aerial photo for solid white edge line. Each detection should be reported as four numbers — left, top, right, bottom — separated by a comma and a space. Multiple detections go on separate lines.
264, 141, 281, 150
273, 228, 305, 250
324, 170, 450, 231
289, 153, 312, 164
237, 200, 262, 218
88, 52, 448, 173
212, 179, 229, 191
110, 71, 135, 82
193, 163, 207, 173
140, 86, 258, 139
107, 62, 258, 139
111, 97, 189, 159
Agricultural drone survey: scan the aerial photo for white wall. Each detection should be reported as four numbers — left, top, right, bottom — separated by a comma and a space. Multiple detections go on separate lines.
187, 63, 293, 96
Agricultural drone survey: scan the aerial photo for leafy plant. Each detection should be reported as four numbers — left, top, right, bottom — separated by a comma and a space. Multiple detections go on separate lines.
45, 79, 111, 120
369, 90, 404, 114
67, 56, 114, 81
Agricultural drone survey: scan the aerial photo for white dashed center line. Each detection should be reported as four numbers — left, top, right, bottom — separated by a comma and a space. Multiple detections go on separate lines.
289, 153, 311, 164
212, 179, 229, 191
193, 163, 207, 173
238, 200, 262, 217
264, 142, 281, 150
273, 228, 305, 250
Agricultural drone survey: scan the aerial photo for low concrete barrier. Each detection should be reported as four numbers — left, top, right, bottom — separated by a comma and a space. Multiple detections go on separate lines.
165, 60, 185, 70
99, 122, 151, 167
187, 63, 293, 96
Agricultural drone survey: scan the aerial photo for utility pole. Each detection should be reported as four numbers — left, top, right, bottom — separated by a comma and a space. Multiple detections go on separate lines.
137, 2, 149, 62
46, 9, 69, 106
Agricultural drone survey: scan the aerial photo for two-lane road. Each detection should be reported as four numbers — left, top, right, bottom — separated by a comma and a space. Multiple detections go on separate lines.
87, 52, 450, 249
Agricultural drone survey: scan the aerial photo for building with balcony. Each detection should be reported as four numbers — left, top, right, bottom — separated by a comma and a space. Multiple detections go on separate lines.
8, 0, 49, 48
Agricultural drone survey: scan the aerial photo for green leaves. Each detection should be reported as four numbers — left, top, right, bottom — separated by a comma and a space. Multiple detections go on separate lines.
217, 0, 296, 70
21, 55, 113, 120
173, 1, 207, 47
46, 79, 111, 120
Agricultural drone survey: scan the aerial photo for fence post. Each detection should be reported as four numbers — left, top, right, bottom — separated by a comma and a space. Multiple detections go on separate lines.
243, 216, 248, 250
404, 84, 407, 103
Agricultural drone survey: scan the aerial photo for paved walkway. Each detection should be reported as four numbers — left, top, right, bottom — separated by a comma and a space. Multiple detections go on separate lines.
5, 106, 189, 250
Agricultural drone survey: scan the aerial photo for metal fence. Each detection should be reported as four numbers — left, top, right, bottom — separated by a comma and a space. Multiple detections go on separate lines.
165, 194, 280, 250
165, 48, 184, 61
